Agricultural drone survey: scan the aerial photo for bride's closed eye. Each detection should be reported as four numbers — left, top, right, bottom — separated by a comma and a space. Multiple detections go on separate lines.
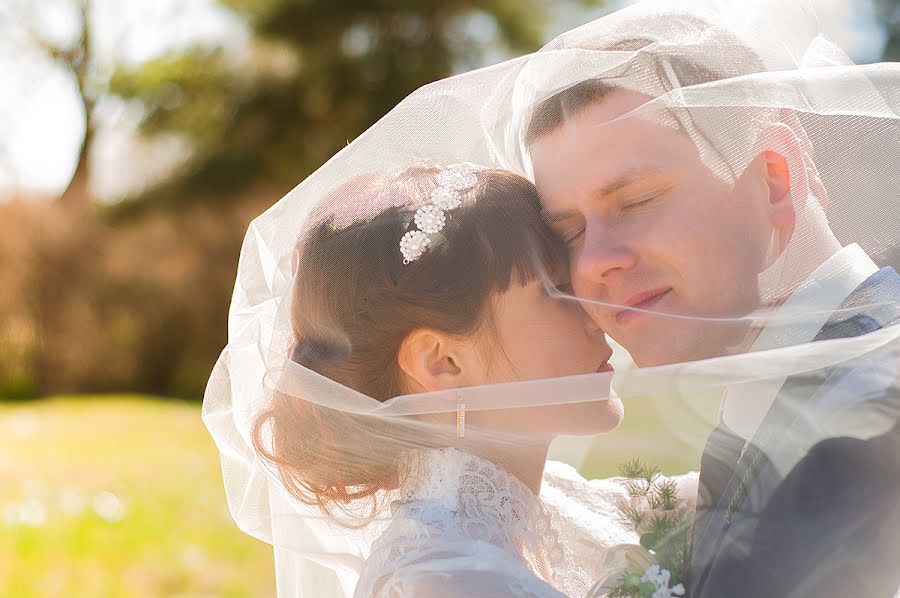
557, 225, 584, 246
554, 281, 574, 295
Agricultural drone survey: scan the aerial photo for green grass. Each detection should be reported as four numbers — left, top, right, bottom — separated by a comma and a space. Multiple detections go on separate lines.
581, 387, 721, 479
1, 392, 720, 597
0, 396, 275, 598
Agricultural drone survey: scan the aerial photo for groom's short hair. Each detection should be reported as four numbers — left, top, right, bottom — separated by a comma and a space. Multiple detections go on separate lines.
524, 19, 767, 146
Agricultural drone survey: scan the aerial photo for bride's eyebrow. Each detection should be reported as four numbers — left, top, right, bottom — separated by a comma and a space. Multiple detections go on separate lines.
541, 209, 580, 226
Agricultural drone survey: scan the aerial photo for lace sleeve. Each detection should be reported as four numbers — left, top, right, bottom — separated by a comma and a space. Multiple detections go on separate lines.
374, 568, 567, 598
356, 538, 569, 598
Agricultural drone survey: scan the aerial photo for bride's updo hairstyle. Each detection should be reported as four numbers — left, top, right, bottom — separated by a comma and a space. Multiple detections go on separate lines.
252, 166, 569, 517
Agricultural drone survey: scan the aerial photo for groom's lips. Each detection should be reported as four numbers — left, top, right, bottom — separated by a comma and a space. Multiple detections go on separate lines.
615, 287, 672, 326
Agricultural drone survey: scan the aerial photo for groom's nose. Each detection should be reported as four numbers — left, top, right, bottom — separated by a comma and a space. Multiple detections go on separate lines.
575, 231, 638, 287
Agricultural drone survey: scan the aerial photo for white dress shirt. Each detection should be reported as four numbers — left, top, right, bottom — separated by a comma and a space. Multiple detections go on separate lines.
720, 243, 879, 440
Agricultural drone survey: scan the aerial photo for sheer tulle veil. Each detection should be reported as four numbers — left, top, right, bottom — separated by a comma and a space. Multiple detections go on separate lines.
202, 1, 900, 596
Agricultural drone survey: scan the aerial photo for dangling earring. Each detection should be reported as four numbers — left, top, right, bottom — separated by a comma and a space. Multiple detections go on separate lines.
456, 391, 465, 439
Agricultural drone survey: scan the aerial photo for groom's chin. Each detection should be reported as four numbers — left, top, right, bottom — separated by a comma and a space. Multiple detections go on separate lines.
619, 330, 706, 368
627, 331, 744, 368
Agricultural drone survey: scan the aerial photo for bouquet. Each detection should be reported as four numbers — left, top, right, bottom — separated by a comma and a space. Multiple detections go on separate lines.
588, 460, 694, 598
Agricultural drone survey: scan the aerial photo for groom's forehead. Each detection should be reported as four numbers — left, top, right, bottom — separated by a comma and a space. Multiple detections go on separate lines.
531, 100, 691, 184
529, 90, 689, 158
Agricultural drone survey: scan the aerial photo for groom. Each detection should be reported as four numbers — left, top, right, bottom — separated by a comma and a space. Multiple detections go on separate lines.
524, 15, 900, 598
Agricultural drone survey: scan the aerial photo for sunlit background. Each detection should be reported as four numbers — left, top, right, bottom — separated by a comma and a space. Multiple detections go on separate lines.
1, 0, 896, 596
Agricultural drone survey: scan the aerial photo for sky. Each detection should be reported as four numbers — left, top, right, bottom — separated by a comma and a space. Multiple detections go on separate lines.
0, 0, 889, 201
0, 0, 247, 200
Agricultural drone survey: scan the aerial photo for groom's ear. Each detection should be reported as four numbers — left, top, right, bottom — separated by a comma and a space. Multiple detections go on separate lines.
754, 121, 805, 241
762, 149, 795, 230
397, 329, 466, 393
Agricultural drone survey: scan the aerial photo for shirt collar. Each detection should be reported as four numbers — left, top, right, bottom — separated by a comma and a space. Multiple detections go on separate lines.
721, 243, 878, 439
751, 243, 879, 352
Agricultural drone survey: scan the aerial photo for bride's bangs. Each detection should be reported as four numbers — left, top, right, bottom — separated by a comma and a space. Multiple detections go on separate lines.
465, 170, 571, 291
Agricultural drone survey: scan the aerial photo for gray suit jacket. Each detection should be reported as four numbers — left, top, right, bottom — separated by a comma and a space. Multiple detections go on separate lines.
691, 267, 900, 597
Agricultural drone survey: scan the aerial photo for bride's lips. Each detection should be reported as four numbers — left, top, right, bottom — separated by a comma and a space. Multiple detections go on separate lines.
615, 287, 672, 326
596, 361, 614, 373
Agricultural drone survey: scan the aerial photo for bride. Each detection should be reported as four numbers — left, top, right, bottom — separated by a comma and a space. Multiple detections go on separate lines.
247, 163, 695, 597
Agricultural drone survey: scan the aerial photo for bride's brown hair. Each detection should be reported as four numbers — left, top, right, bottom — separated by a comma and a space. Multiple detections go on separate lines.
252, 166, 569, 517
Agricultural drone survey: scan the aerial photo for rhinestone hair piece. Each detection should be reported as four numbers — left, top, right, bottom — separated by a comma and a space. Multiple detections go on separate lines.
400, 163, 486, 264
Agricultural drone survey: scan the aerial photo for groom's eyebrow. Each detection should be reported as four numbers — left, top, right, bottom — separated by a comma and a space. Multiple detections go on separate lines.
542, 167, 670, 223
597, 167, 667, 197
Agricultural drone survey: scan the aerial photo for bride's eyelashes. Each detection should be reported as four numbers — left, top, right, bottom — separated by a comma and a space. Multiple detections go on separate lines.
560, 226, 584, 246
554, 281, 574, 294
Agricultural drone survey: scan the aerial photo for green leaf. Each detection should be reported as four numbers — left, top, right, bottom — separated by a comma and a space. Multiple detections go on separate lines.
619, 457, 650, 479
639, 531, 658, 550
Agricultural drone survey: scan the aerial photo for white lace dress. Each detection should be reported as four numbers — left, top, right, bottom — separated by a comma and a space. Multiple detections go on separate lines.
353, 448, 698, 598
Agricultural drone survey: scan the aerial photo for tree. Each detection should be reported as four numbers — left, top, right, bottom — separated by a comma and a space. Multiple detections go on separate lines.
0, 0, 100, 208
873, 0, 900, 61
110, 0, 603, 213
1, 0, 605, 399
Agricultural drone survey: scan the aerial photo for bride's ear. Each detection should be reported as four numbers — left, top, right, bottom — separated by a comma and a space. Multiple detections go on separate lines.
397, 329, 468, 392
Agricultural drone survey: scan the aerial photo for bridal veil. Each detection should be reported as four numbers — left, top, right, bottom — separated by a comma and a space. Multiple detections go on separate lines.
203, 1, 900, 596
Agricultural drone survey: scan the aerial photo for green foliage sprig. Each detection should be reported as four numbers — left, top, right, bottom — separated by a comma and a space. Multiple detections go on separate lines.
590, 460, 693, 598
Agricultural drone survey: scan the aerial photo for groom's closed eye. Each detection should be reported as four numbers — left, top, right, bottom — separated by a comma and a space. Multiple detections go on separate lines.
616, 184, 675, 214
619, 194, 660, 214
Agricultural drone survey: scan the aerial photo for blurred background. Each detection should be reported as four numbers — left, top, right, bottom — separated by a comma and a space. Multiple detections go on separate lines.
0, 0, 896, 596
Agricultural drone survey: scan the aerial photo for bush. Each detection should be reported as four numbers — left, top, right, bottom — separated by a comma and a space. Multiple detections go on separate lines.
0, 192, 274, 399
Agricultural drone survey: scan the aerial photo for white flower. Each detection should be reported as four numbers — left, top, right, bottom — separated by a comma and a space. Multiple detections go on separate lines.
659, 568, 670, 586
641, 564, 661, 583
18, 498, 47, 527
640, 565, 683, 598
400, 230, 430, 263
398, 164, 485, 264
0, 500, 46, 527
93, 491, 126, 523
414, 204, 447, 234
436, 165, 477, 191
430, 186, 461, 210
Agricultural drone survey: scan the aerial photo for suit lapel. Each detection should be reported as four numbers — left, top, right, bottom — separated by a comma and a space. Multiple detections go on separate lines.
691, 424, 745, 572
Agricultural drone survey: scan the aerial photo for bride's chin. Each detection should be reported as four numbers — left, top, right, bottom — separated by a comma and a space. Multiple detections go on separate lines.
604, 393, 625, 428
591, 393, 625, 432
556, 394, 625, 436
